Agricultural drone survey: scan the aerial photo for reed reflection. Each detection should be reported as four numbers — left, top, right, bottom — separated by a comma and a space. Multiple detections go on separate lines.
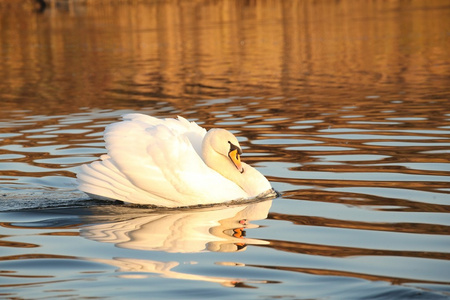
1, 0, 448, 116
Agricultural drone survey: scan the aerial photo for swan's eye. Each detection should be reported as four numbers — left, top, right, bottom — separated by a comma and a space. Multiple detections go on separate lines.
228, 141, 242, 155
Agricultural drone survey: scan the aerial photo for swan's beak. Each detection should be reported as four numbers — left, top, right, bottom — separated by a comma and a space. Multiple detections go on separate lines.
228, 149, 244, 173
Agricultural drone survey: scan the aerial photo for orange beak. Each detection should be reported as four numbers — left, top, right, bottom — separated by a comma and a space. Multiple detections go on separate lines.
228, 149, 244, 173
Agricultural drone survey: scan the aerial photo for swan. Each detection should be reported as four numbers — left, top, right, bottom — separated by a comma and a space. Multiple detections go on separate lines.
76, 114, 274, 207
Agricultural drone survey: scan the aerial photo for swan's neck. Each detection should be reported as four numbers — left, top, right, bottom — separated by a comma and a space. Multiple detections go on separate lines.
202, 145, 271, 197
201, 129, 272, 197
202, 144, 244, 189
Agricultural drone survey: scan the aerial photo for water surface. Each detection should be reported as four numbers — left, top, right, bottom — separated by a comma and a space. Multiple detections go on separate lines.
0, 1, 449, 299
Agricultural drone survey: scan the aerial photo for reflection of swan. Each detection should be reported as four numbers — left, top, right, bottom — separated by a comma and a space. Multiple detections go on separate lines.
81, 200, 272, 253
76, 114, 274, 207
88, 257, 275, 288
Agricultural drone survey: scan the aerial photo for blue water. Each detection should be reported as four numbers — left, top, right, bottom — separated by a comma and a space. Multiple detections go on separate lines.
1, 1, 449, 299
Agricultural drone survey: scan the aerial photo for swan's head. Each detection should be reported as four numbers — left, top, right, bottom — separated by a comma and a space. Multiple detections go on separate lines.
202, 128, 272, 197
203, 128, 244, 173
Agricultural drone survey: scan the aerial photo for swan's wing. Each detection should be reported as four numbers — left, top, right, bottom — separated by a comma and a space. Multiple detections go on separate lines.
77, 154, 164, 205
121, 114, 206, 156
78, 114, 247, 206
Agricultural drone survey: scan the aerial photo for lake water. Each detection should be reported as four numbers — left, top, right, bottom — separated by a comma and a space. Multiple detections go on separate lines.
1, 1, 449, 299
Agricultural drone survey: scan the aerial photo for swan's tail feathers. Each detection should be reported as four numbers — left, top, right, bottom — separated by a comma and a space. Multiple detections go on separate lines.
77, 155, 155, 204
77, 156, 179, 206
77, 157, 130, 202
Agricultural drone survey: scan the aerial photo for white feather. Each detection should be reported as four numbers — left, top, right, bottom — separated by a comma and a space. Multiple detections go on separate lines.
77, 114, 273, 207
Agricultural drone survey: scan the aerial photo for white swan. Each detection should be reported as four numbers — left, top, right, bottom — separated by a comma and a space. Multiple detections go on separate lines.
76, 114, 274, 207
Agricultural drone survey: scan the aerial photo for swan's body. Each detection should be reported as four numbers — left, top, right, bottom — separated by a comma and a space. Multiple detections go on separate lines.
76, 114, 273, 207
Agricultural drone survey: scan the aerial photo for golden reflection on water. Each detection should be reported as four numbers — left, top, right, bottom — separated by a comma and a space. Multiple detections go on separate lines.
0, 0, 448, 114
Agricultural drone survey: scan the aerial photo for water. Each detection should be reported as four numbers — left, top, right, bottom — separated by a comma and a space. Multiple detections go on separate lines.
1, 0, 449, 299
